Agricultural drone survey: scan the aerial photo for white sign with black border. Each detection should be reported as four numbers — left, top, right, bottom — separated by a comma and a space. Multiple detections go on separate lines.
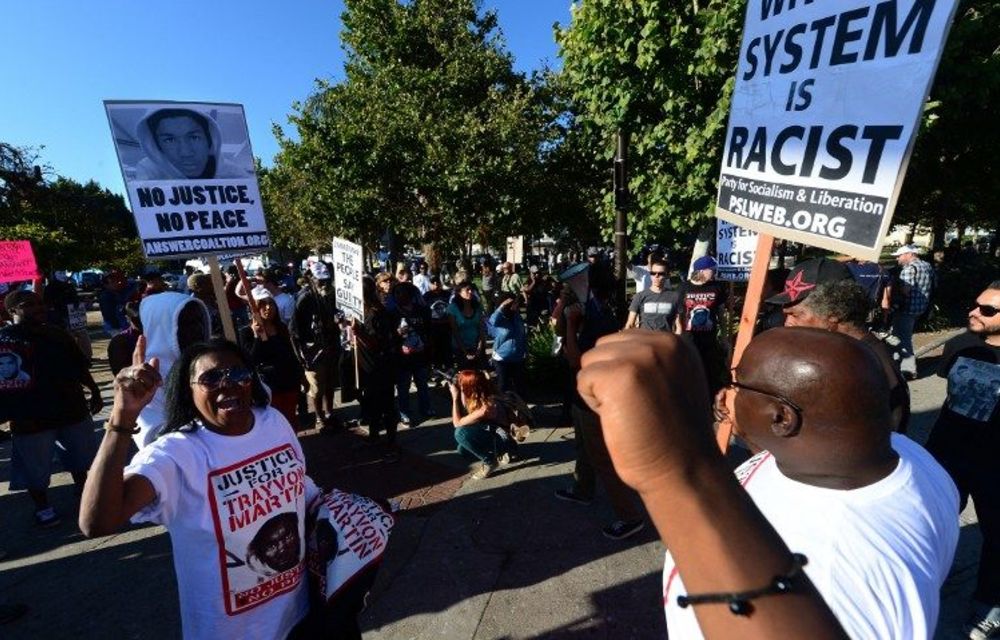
714, 0, 959, 260
332, 238, 364, 322
104, 100, 270, 260
716, 219, 759, 282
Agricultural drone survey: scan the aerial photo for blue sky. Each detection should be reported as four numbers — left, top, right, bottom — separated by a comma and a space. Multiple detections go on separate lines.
0, 0, 570, 197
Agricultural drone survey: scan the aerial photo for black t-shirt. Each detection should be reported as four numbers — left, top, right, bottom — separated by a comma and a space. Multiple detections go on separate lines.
629, 288, 680, 332
423, 290, 452, 325
396, 303, 432, 366
0, 322, 90, 432
238, 326, 304, 393
677, 281, 728, 335
927, 332, 1000, 471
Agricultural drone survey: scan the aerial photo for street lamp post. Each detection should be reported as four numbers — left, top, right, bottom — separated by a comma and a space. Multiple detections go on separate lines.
613, 130, 629, 319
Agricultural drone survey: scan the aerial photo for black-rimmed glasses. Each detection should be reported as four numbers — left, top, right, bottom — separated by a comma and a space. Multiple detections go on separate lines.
971, 304, 999, 318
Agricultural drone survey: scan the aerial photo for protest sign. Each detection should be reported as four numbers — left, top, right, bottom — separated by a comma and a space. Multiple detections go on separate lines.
0, 241, 39, 284
332, 238, 364, 322
67, 303, 88, 331
104, 100, 270, 259
716, 219, 759, 282
714, 0, 959, 260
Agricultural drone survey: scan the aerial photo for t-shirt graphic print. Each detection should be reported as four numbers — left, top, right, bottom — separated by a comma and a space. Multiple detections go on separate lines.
208, 443, 307, 615
946, 356, 1000, 422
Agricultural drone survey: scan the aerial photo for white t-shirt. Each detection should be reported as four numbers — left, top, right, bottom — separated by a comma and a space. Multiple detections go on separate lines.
126, 407, 319, 640
273, 292, 296, 327
412, 273, 432, 296
662, 434, 959, 640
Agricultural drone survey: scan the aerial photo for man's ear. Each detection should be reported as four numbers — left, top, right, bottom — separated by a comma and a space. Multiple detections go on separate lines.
825, 315, 841, 332
769, 402, 801, 438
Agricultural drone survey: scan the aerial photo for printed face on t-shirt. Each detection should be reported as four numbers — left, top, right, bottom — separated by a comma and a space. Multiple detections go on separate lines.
0, 354, 19, 379
249, 512, 301, 573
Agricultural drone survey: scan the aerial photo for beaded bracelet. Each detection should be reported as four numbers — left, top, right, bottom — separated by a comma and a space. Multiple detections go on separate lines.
677, 553, 808, 616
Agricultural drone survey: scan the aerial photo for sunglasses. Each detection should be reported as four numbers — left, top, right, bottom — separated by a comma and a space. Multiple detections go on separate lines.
193, 366, 253, 389
650, 272, 667, 277
971, 304, 1000, 318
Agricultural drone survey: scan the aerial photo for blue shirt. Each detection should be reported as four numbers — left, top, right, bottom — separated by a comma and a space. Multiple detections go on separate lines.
488, 308, 526, 362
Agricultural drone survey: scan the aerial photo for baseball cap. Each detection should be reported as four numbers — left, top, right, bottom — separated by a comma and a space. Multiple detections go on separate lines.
692, 256, 718, 271
766, 258, 853, 306
529, 265, 539, 274
891, 244, 921, 256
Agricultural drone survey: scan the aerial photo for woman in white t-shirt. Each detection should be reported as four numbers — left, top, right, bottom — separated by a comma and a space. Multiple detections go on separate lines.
80, 336, 320, 639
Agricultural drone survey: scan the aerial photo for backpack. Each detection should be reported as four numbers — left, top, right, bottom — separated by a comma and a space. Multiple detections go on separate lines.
494, 391, 535, 442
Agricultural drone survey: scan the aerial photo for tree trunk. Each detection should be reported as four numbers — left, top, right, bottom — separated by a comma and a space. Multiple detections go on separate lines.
930, 217, 947, 251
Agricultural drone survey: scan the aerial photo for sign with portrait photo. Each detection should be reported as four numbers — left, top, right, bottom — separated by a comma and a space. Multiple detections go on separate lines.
104, 100, 270, 259
714, 1, 959, 260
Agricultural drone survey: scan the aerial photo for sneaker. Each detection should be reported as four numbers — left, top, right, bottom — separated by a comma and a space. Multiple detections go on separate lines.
968, 604, 1000, 640
554, 488, 593, 506
471, 461, 497, 480
399, 415, 412, 429
602, 519, 645, 540
34, 507, 60, 528
497, 452, 512, 466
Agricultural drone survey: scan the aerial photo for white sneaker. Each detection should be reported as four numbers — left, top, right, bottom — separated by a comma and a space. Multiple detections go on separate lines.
471, 461, 497, 479
968, 604, 1000, 640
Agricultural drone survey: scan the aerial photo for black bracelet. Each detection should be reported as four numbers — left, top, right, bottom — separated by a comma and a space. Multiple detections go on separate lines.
676, 553, 809, 616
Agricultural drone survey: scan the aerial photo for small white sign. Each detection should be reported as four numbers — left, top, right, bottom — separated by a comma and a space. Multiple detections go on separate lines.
716, 219, 758, 282
332, 238, 364, 321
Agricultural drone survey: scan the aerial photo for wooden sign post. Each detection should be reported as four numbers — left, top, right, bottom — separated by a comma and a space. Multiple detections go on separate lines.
207, 256, 237, 342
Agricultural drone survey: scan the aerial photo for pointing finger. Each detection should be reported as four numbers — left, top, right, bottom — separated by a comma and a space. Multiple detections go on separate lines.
132, 334, 147, 367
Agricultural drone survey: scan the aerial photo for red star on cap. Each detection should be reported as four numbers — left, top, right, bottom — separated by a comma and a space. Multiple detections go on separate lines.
783, 271, 816, 302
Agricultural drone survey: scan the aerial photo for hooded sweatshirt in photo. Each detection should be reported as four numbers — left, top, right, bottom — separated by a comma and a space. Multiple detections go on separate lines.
133, 109, 252, 181
135, 292, 210, 448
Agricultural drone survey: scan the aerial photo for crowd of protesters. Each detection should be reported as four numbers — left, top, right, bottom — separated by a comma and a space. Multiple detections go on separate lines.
0, 240, 998, 639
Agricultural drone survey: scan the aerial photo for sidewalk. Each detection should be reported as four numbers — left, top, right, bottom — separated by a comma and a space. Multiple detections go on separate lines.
0, 321, 981, 639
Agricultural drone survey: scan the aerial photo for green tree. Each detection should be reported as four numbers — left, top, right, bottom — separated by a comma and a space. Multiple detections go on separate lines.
894, 1, 1000, 248
555, 0, 746, 251
265, 0, 548, 257
1, 143, 143, 272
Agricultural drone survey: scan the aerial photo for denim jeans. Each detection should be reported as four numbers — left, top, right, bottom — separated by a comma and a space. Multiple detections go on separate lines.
892, 312, 919, 375
397, 362, 431, 420
454, 424, 512, 464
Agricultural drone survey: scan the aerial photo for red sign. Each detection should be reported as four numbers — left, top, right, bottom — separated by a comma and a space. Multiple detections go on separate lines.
0, 241, 39, 284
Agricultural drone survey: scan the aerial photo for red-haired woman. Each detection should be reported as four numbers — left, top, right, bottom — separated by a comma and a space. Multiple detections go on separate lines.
448, 369, 516, 479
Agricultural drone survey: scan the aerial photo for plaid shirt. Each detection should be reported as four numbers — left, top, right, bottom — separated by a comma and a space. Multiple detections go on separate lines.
898, 257, 933, 315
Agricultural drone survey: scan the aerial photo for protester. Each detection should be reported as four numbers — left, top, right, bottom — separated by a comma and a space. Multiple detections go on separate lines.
578, 328, 959, 639
98, 271, 132, 337
412, 262, 432, 296
187, 273, 225, 338
768, 258, 910, 433
224, 266, 250, 330
523, 265, 550, 327
375, 272, 396, 311
291, 262, 341, 432
924, 282, 1000, 639
393, 282, 432, 426
888, 244, 934, 379
240, 296, 305, 429
423, 276, 453, 381
79, 338, 318, 638
499, 262, 522, 297
677, 255, 728, 393
107, 301, 142, 376
354, 278, 400, 459
0, 290, 102, 527
140, 272, 168, 298
237, 268, 295, 326
46, 270, 92, 362
488, 291, 527, 396
553, 263, 645, 540
448, 369, 517, 479
625, 258, 680, 331
133, 292, 211, 448
448, 280, 486, 370
479, 263, 498, 314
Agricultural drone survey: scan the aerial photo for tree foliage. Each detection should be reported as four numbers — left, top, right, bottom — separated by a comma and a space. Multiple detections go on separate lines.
894, 1, 1000, 241
265, 0, 550, 256
1, 143, 143, 272
556, 0, 746, 251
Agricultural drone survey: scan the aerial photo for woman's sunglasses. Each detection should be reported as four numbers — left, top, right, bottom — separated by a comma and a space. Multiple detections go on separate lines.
972, 304, 1000, 318
193, 366, 253, 389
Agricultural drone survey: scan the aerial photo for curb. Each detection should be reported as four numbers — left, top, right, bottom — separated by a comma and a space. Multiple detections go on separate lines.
915, 329, 964, 358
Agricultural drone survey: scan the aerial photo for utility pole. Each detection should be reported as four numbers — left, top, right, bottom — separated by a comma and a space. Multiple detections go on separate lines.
613, 130, 629, 319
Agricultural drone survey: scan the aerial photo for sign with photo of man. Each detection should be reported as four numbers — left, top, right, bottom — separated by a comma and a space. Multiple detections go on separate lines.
714, 1, 959, 260
104, 100, 270, 259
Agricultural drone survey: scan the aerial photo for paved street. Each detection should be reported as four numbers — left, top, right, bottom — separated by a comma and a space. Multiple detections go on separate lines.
0, 322, 982, 639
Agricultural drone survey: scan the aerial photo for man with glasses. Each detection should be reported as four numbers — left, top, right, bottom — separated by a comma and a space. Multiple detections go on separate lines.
925, 281, 1000, 639
625, 258, 680, 332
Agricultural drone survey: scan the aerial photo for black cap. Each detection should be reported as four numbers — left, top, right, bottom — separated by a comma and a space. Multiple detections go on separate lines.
766, 258, 852, 306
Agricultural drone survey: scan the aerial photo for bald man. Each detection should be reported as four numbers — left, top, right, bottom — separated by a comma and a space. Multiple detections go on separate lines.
578, 328, 959, 640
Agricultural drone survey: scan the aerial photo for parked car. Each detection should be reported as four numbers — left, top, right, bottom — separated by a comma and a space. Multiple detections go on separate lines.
71, 269, 104, 292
